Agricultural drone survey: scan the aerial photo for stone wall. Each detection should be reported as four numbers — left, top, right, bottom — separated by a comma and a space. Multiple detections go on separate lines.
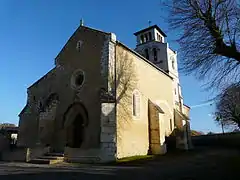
25, 145, 49, 162
1, 148, 27, 162
100, 103, 116, 162
192, 132, 240, 149
38, 100, 58, 145
116, 43, 174, 159
148, 101, 167, 154
100, 33, 116, 93
0, 135, 9, 152
19, 26, 108, 151
63, 103, 117, 163
64, 147, 101, 163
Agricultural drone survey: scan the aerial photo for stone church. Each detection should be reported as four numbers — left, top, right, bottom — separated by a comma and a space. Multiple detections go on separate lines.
17, 23, 191, 162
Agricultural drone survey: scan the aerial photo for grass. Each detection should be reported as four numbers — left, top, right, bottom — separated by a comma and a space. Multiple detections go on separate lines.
58, 155, 155, 166
115, 155, 155, 165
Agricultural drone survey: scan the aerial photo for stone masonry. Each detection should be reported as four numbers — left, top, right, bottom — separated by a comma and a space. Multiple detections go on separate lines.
100, 103, 116, 162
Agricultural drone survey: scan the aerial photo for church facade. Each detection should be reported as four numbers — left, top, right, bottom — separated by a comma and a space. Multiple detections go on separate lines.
18, 24, 191, 162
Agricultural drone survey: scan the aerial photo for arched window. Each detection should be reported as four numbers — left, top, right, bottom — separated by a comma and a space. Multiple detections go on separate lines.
132, 90, 140, 118
144, 49, 149, 59
153, 48, 158, 61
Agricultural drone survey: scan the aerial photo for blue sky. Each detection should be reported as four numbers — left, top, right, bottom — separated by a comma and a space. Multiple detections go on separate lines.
0, 0, 222, 133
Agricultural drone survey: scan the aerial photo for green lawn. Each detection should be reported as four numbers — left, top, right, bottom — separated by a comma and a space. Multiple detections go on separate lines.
116, 155, 154, 163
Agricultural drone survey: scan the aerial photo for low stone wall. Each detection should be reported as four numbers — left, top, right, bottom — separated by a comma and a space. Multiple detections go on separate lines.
0, 135, 9, 152
26, 145, 48, 162
1, 147, 27, 162
192, 132, 240, 149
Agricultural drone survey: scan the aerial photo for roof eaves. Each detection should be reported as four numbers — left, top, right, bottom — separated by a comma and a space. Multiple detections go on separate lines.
134, 25, 167, 37
183, 104, 191, 109
28, 67, 56, 89
18, 104, 27, 117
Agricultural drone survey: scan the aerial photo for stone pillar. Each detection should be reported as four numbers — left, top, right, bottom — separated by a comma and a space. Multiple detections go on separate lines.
182, 120, 188, 150
186, 120, 193, 149
100, 103, 117, 162
100, 33, 116, 94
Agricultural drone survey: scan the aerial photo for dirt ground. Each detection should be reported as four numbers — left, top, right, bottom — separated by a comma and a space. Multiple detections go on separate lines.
0, 147, 239, 180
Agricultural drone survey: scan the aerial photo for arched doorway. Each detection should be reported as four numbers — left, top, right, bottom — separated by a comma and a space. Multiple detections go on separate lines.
63, 102, 88, 149
71, 114, 84, 148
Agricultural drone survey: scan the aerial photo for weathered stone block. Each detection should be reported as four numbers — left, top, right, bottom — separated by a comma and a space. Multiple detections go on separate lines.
101, 133, 115, 143
101, 126, 115, 134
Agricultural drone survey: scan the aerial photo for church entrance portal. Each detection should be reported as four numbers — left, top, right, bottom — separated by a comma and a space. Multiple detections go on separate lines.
63, 102, 88, 149
70, 114, 84, 148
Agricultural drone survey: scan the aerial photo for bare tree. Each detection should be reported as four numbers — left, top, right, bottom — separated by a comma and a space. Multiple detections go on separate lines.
165, 0, 240, 89
215, 83, 240, 130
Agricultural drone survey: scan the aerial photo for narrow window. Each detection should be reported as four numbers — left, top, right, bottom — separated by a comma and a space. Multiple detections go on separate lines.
159, 36, 162, 42
143, 35, 146, 42
145, 34, 148, 42
153, 48, 158, 61
144, 49, 149, 59
172, 60, 175, 70
140, 35, 144, 43
170, 119, 173, 131
149, 32, 152, 41
76, 40, 83, 51
133, 90, 140, 118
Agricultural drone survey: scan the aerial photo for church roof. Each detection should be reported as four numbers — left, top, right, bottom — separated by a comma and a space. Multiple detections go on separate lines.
134, 25, 167, 37
81, 25, 110, 35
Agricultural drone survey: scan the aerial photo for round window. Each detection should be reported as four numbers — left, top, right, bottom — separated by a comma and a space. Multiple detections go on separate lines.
71, 69, 85, 90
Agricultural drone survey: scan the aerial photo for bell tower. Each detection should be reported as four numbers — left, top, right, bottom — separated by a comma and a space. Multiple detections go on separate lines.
134, 25, 183, 108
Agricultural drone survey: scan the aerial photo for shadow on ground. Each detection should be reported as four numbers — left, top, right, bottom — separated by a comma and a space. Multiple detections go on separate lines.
0, 147, 239, 180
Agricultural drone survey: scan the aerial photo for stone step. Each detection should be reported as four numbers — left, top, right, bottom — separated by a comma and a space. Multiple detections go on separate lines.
29, 157, 64, 165
65, 156, 101, 163
45, 153, 64, 157
38, 156, 64, 160
29, 158, 50, 164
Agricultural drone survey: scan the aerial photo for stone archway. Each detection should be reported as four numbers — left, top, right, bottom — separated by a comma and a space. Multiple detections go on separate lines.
63, 102, 88, 148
